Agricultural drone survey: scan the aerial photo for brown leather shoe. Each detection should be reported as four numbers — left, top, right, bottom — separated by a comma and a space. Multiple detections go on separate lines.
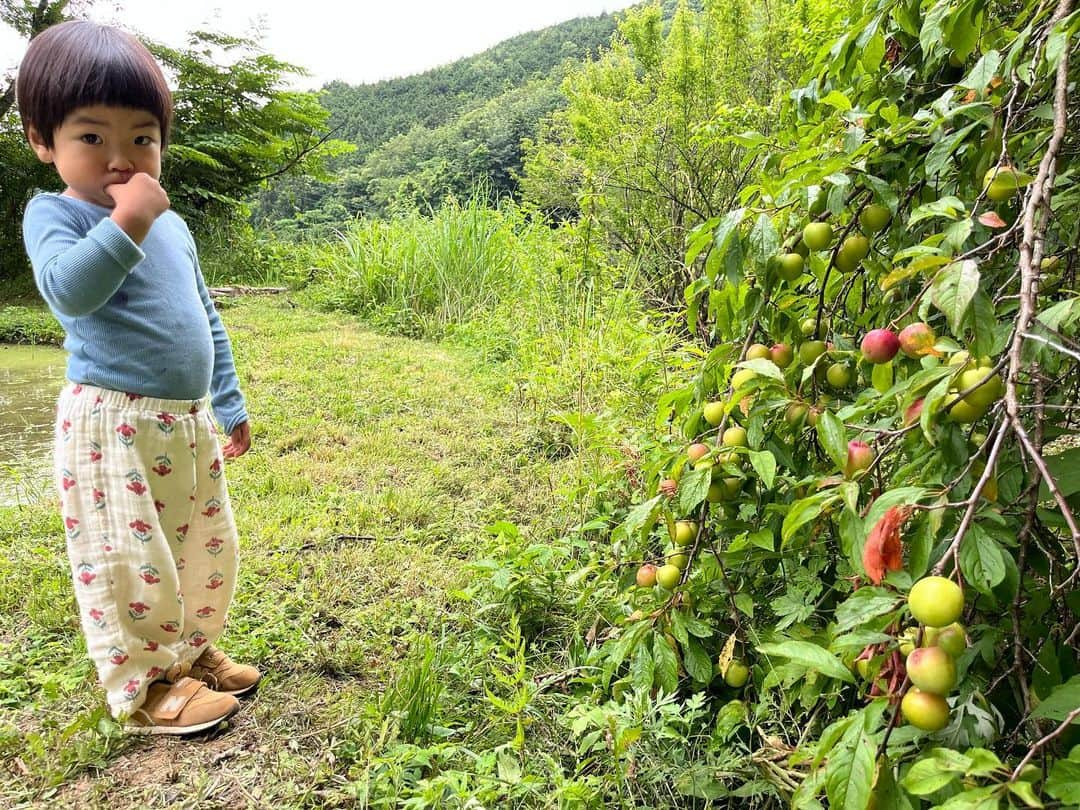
126, 677, 239, 735
190, 646, 262, 697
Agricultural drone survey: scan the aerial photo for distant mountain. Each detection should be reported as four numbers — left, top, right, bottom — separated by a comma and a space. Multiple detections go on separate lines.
255, 12, 621, 225
321, 14, 621, 163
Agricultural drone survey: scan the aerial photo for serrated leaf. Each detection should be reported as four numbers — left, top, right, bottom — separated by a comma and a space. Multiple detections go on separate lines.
825, 726, 875, 810
617, 495, 663, 543
712, 208, 747, 264
782, 492, 840, 546
902, 756, 960, 795
683, 637, 714, 683
756, 641, 855, 683
960, 50, 1001, 90
959, 524, 1006, 595
835, 589, 902, 632
736, 357, 785, 381
748, 213, 780, 263
1031, 675, 1080, 722
817, 410, 849, 471
748, 450, 776, 489
630, 641, 655, 692
653, 633, 680, 694
1046, 745, 1080, 804
932, 260, 980, 335
678, 467, 712, 514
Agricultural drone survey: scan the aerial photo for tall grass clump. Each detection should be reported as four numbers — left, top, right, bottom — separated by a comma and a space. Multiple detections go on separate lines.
309, 195, 518, 338
380, 635, 446, 743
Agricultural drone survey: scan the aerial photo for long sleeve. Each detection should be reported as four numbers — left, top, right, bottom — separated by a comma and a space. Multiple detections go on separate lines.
23, 195, 144, 317
192, 248, 248, 434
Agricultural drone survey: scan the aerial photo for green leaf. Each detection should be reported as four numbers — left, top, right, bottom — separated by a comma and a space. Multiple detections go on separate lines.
675, 766, 729, 799
960, 50, 1002, 90
782, 492, 840, 546
683, 637, 714, 683
925, 123, 978, 178
748, 450, 776, 489
678, 467, 712, 515
1036, 296, 1080, 333
653, 633, 679, 694
630, 642, 655, 692
1042, 447, 1080, 499
712, 208, 747, 265
872, 361, 893, 393
748, 213, 780, 263
820, 90, 852, 110
616, 495, 663, 543
902, 754, 961, 795
756, 641, 855, 683
932, 260, 981, 335
1046, 745, 1080, 805
669, 609, 690, 647
919, 0, 950, 58
736, 357, 785, 381
909, 196, 967, 225
817, 410, 849, 471
1006, 780, 1044, 808
734, 592, 754, 618
1031, 675, 1080, 722
825, 725, 875, 810
959, 524, 1007, 595
835, 588, 902, 632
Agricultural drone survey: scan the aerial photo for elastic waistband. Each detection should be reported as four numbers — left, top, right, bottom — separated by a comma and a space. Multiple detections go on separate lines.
62, 381, 209, 417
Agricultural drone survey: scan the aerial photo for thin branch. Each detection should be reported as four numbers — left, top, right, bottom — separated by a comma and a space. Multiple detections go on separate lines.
1010, 707, 1080, 781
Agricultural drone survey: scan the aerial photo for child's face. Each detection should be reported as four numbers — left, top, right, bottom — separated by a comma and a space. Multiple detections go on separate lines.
28, 104, 163, 208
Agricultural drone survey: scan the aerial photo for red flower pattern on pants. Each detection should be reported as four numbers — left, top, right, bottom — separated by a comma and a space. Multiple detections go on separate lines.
55, 384, 238, 718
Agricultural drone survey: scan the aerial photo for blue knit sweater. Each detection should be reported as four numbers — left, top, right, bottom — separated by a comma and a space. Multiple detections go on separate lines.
22, 193, 247, 433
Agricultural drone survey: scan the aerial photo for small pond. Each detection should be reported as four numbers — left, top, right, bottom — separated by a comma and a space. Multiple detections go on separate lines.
0, 343, 66, 505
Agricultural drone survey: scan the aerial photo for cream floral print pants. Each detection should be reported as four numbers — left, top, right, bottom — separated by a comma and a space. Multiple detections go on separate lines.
54, 383, 238, 717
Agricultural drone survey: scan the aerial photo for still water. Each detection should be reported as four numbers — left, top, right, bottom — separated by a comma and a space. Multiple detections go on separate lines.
0, 343, 66, 505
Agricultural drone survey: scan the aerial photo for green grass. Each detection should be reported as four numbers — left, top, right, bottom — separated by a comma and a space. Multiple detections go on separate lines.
0, 304, 63, 345
0, 296, 603, 807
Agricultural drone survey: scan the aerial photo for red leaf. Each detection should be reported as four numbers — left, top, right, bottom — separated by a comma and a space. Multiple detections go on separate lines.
862, 506, 911, 584
978, 211, 1007, 228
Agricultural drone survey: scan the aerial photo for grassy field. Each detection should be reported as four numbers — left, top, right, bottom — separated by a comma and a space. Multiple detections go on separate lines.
0, 296, 606, 808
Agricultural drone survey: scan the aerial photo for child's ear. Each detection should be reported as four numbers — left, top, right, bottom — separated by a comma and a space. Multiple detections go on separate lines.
26, 127, 55, 164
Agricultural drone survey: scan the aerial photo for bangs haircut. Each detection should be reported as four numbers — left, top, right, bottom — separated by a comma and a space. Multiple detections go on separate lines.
17, 20, 173, 148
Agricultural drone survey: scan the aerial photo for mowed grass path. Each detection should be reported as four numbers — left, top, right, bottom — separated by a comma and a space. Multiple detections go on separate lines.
0, 297, 565, 807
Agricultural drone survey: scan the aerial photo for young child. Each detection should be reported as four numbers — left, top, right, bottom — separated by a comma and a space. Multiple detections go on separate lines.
18, 20, 261, 735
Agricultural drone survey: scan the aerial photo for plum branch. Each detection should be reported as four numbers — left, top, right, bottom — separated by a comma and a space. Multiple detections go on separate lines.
1004, 0, 1080, 567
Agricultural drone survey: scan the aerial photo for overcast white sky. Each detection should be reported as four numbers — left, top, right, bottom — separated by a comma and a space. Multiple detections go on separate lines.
1, 1, 634, 89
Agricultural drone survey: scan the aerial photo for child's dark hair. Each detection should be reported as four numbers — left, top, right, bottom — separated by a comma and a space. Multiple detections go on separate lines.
17, 20, 173, 148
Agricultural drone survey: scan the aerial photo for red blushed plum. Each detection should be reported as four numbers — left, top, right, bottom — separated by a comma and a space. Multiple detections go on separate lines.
636, 564, 658, 588
899, 323, 937, 358
861, 329, 900, 364
844, 440, 875, 478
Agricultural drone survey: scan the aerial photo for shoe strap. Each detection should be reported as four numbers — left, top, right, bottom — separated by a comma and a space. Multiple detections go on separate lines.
165, 660, 192, 682
153, 677, 206, 720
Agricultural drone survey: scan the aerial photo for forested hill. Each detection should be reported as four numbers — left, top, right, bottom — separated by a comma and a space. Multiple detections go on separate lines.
320, 14, 621, 162
255, 12, 621, 227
